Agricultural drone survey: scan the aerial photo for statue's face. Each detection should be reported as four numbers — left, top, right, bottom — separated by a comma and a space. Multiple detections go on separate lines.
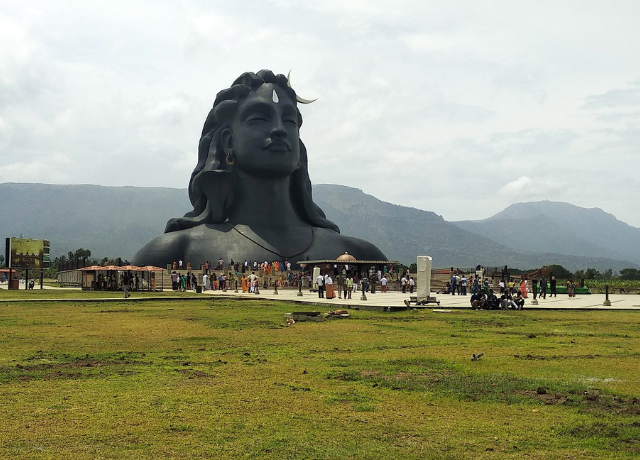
227, 83, 300, 178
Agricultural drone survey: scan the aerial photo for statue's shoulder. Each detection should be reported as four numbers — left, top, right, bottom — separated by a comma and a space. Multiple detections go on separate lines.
132, 224, 234, 266
131, 230, 189, 266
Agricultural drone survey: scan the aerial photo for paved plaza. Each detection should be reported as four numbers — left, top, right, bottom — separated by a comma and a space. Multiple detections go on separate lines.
200, 287, 640, 311
3, 282, 639, 310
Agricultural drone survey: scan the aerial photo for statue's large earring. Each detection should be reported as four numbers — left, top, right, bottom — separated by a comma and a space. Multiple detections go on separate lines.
225, 152, 235, 166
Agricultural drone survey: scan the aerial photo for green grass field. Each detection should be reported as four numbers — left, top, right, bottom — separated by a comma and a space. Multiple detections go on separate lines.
0, 297, 638, 459
0, 289, 197, 300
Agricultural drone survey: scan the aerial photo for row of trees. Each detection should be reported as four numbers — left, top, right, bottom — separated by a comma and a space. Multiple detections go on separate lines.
618, 268, 640, 280
534, 264, 640, 281
45, 249, 127, 278
406, 263, 640, 281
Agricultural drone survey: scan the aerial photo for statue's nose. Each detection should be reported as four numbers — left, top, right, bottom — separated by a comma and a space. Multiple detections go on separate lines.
270, 118, 286, 138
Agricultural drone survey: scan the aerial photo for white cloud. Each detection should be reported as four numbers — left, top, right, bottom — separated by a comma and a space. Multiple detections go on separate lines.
583, 82, 640, 110
0, 0, 639, 227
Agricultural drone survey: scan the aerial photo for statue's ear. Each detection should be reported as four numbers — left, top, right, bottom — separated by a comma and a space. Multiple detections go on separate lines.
221, 128, 233, 153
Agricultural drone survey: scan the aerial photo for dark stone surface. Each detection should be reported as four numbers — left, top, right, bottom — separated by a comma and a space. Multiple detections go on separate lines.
132, 70, 386, 267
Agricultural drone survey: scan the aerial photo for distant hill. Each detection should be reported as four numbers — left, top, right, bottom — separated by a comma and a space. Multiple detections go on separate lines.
311, 185, 639, 271
0, 183, 191, 261
1, 183, 637, 271
453, 201, 640, 266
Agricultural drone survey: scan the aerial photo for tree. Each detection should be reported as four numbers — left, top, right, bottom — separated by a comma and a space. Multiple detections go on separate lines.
584, 268, 600, 280
620, 268, 640, 280
544, 264, 572, 279
74, 248, 92, 260
67, 248, 92, 261
0, 255, 4, 268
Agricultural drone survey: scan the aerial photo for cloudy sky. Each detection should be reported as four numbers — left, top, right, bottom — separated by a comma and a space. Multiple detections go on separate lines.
2, 1, 640, 227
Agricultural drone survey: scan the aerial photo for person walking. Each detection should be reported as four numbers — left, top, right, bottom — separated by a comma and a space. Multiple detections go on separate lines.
346, 275, 353, 299
122, 272, 130, 298
550, 276, 557, 297
380, 275, 387, 293
171, 271, 178, 291
325, 273, 335, 299
335, 273, 344, 299
520, 277, 528, 298
539, 276, 547, 299
249, 272, 257, 293
316, 272, 324, 298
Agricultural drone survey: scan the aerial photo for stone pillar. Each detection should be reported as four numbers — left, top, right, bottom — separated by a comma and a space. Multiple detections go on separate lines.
312, 266, 321, 291
416, 256, 432, 303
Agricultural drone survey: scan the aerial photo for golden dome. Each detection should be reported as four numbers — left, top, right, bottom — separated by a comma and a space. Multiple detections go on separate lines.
336, 252, 356, 262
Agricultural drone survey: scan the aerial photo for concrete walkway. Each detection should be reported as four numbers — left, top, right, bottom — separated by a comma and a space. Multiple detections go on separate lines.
200, 287, 640, 311
2, 283, 639, 310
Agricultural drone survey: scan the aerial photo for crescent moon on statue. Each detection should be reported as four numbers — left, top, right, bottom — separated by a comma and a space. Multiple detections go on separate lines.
287, 71, 318, 104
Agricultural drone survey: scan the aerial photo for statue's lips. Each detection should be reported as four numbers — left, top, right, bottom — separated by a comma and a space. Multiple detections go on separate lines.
263, 140, 290, 153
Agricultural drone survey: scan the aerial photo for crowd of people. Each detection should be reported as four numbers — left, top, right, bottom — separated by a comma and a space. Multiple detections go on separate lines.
314, 270, 410, 299
90, 270, 157, 297
170, 271, 200, 292
445, 273, 561, 296
315, 272, 356, 299
173, 259, 293, 276
470, 289, 526, 310
167, 257, 406, 299
443, 271, 584, 309
163, 258, 587, 310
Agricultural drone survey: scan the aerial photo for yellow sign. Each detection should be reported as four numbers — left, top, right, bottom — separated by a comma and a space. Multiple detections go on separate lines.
8, 238, 47, 269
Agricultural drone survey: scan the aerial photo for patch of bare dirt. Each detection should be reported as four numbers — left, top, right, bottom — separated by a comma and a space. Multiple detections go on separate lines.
179, 369, 210, 379
44, 371, 84, 380
359, 370, 380, 377
516, 390, 567, 405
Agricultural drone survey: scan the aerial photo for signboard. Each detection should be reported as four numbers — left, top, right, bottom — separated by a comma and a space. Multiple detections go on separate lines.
5, 238, 50, 269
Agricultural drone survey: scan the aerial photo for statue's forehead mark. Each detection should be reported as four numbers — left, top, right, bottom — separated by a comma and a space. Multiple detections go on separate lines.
272, 90, 279, 103
238, 99, 297, 120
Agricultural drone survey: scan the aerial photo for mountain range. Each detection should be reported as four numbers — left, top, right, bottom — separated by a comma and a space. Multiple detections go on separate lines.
453, 201, 640, 265
1, 182, 638, 272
